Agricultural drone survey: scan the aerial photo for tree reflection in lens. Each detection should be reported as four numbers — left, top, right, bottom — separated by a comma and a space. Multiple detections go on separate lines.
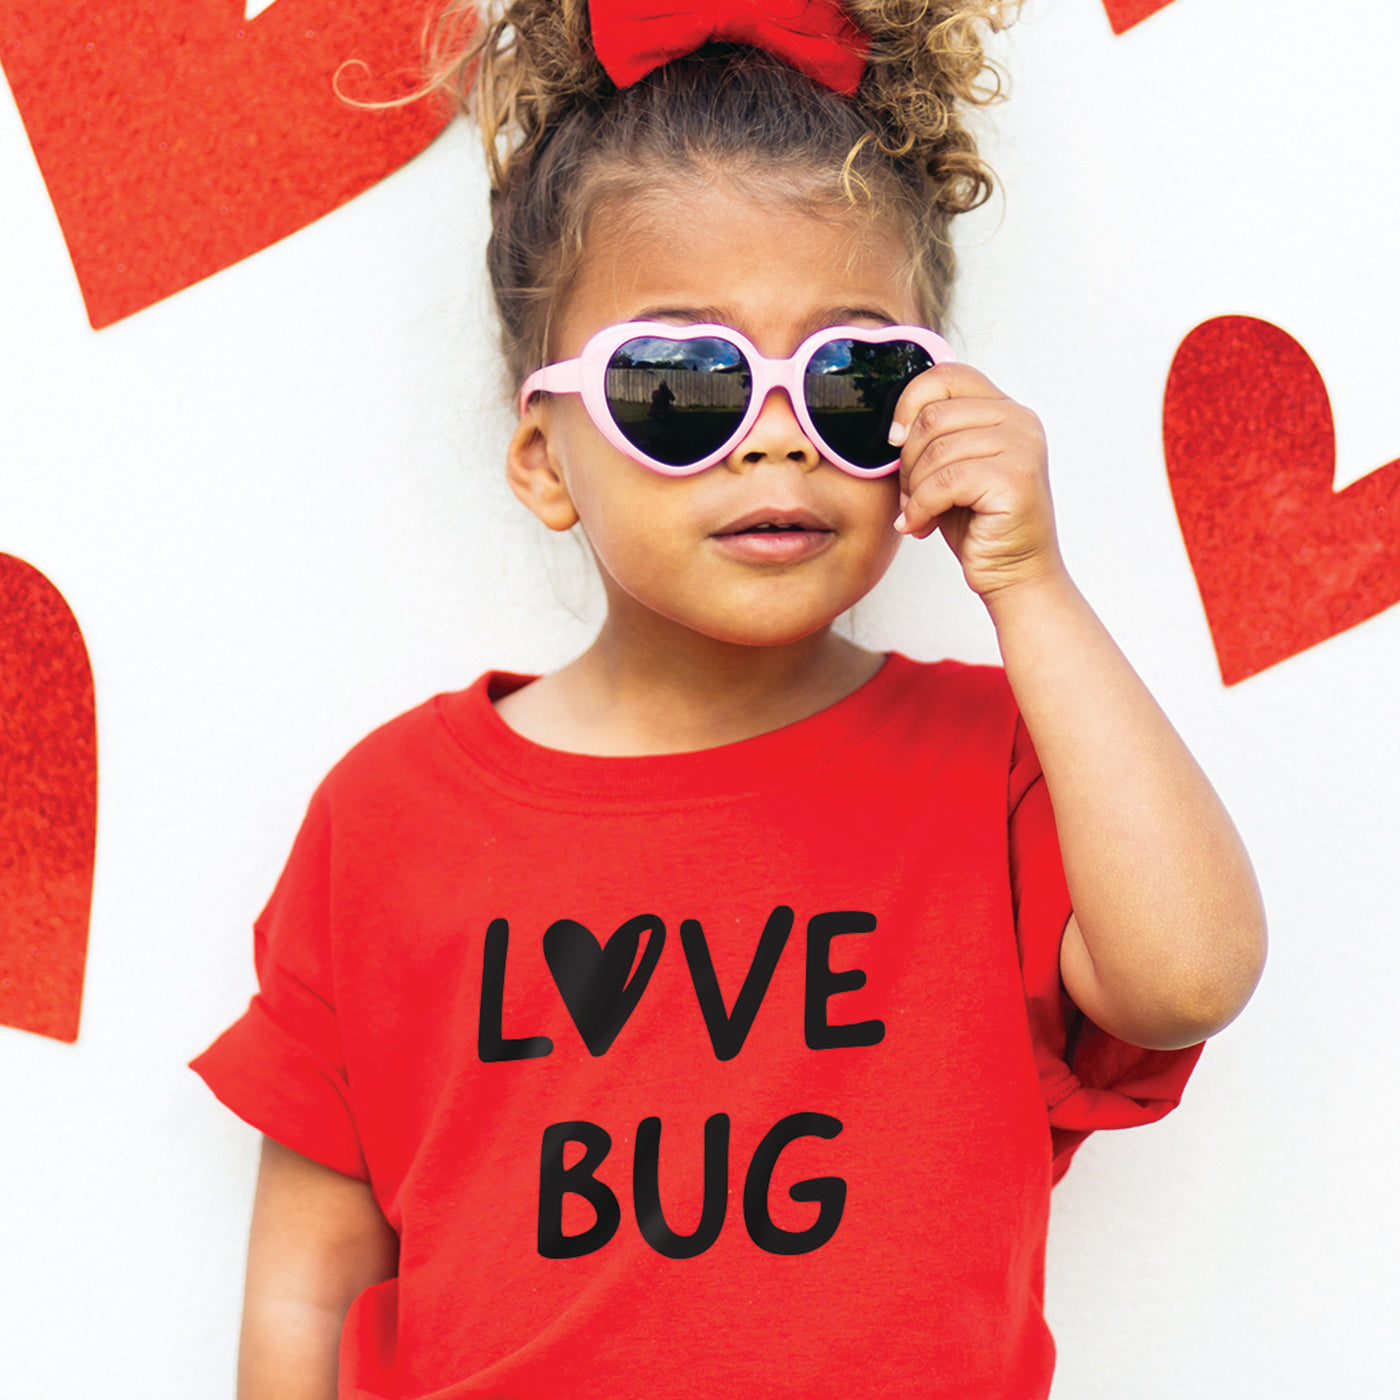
807, 339, 932, 469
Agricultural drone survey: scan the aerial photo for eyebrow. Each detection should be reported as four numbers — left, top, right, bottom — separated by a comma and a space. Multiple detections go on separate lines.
627, 304, 903, 330
626, 305, 742, 327
818, 306, 902, 329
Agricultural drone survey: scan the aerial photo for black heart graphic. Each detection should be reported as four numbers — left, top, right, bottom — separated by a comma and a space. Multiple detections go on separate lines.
543, 914, 666, 1056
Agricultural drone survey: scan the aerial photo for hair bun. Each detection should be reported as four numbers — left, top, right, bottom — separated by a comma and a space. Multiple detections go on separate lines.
429, 0, 1016, 213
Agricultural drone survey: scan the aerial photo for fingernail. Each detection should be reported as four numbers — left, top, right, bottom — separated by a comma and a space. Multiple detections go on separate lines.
887, 421, 907, 447
893, 511, 908, 533
899, 491, 909, 510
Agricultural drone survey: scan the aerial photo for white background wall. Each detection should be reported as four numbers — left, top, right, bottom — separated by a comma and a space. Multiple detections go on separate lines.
2, 0, 1397, 1394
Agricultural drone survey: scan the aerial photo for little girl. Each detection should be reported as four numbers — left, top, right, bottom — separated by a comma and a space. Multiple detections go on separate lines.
193, 2, 1267, 1396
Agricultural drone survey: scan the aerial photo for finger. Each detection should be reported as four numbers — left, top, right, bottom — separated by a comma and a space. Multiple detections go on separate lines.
895, 435, 1022, 536
896, 399, 1020, 497
887, 363, 1009, 448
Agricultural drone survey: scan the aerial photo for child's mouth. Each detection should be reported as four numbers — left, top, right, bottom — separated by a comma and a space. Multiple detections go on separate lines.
712, 511, 834, 560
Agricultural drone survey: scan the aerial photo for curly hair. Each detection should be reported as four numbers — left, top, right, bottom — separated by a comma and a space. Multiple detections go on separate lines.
424, 1, 1017, 387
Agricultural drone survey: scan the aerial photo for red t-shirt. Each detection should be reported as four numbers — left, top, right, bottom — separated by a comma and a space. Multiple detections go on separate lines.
192, 654, 1200, 1399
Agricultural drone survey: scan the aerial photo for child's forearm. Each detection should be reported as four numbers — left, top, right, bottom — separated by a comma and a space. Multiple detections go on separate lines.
238, 1138, 399, 1400
986, 567, 1267, 1051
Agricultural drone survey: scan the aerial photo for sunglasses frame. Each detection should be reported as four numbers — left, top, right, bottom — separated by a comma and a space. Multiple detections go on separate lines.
517, 320, 956, 477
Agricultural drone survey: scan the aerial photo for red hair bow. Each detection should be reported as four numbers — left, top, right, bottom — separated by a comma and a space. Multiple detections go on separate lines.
589, 0, 870, 97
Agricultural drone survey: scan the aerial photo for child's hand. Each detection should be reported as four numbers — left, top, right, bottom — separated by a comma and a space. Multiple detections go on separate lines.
890, 365, 1063, 601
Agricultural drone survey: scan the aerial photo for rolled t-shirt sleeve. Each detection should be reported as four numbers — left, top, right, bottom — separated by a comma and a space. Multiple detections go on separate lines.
190, 787, 368, 1181
1008, 716, 1203, 1184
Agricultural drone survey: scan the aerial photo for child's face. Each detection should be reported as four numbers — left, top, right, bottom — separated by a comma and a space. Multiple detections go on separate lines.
510, 179, 917, 650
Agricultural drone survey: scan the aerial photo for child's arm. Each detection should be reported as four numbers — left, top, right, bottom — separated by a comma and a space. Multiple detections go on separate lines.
238, 1137, 398, 1400
892, 366, 1267, 1051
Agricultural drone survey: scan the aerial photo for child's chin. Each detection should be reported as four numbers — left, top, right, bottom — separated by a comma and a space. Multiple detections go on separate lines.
697, 615, 845, 649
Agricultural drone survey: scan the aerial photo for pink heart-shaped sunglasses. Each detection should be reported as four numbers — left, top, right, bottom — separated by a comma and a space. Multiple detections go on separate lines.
518, 321, 955, 477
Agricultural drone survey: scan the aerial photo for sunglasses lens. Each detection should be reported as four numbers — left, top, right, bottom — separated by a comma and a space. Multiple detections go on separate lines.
805, 339, 935, 470
605, 336, 751, 467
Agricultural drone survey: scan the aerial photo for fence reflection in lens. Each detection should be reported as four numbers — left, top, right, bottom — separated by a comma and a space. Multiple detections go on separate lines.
806, 339, 934, 469
604, 336, 750, 467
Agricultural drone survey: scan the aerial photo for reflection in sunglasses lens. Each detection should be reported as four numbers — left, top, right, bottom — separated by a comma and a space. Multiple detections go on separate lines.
806, 339, 934, 470
605, 337, 750, 467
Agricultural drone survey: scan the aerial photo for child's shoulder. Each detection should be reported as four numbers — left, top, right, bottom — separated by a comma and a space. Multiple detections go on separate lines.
773, 652, 1028, 783
312, 672, 510, 804
879, 651, 1019, 730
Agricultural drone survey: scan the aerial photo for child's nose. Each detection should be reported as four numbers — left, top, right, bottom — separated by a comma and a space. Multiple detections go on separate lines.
728, 388, 820, 471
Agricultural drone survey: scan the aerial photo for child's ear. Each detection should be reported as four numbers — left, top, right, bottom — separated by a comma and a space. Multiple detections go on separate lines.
506, 407, 580, 532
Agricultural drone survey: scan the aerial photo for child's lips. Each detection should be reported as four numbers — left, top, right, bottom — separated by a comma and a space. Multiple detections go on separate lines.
710, 506, 835, 562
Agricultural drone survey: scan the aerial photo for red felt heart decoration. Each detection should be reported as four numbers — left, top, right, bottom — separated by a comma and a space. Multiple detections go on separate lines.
0, 555, 97, 1042
1101, 0, 1178, 33
1163, 316, 1400, 685
0, 1, 452, 329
